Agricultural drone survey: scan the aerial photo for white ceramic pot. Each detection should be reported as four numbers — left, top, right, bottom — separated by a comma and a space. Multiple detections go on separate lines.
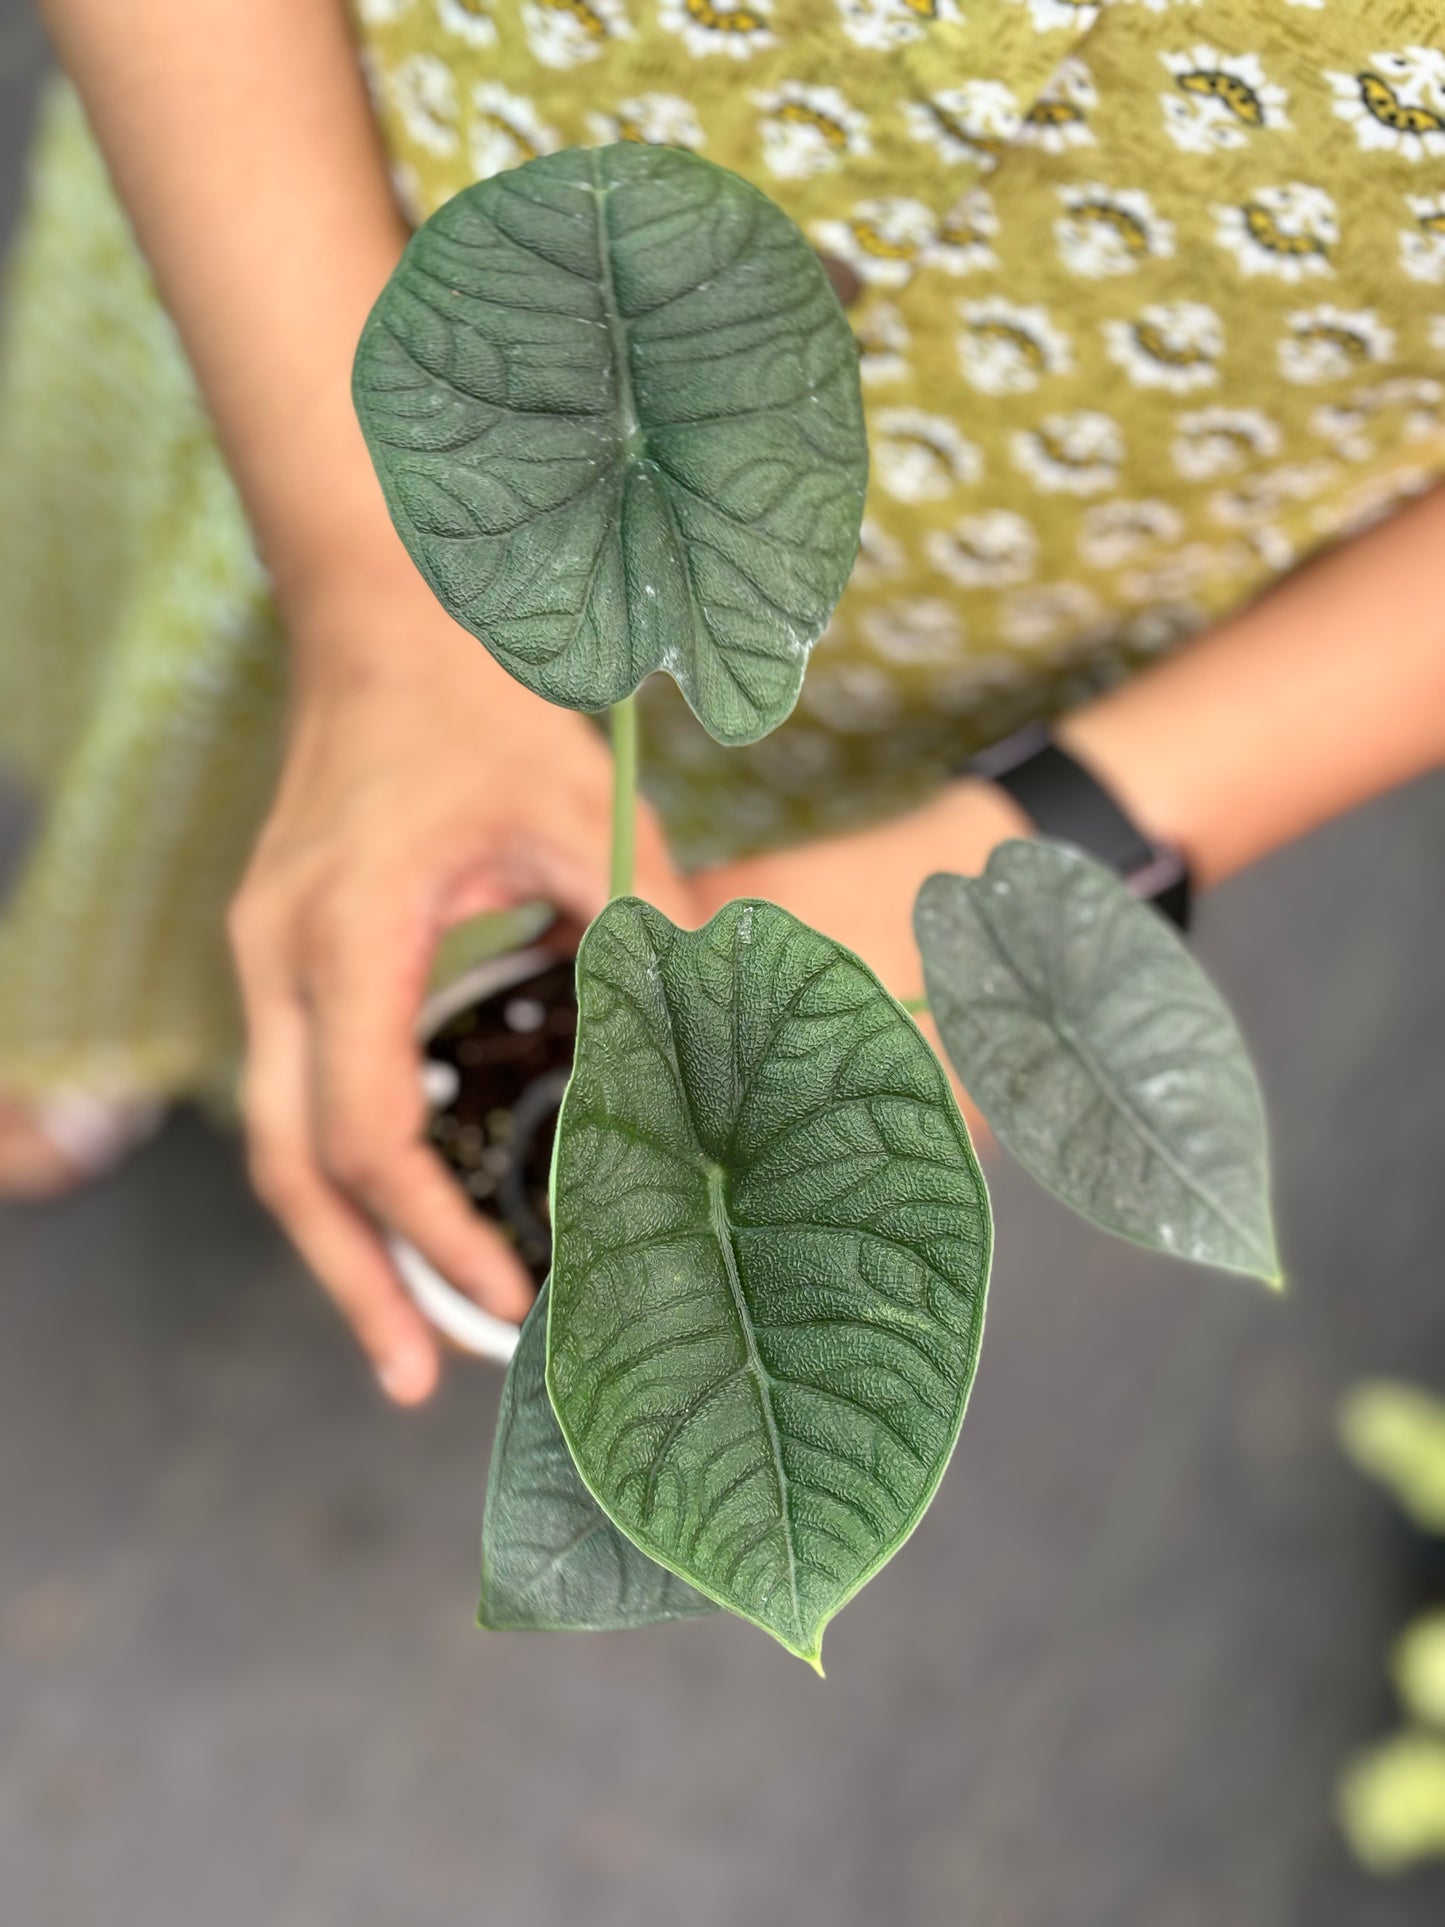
390, 946, 560, 1364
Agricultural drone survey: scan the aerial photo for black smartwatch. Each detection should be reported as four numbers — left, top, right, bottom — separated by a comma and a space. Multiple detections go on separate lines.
962, 722, 1193, 931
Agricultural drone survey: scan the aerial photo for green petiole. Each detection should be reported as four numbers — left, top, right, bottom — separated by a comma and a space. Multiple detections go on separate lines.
609, 693, 637, 901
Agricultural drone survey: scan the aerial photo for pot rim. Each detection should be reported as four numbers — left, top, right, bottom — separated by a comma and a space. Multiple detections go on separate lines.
391, 945, 561, 1364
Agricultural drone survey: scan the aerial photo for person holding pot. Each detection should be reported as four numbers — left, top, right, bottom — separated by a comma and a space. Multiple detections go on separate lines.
1, 0, 1443, 1402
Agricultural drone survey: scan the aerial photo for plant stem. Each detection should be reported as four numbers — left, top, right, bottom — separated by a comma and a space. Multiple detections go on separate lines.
609, 695, 637, 900
900, 994, 930, 1017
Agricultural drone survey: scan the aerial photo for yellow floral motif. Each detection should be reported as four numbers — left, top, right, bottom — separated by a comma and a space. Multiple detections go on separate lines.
780, 104, 846, 146
545, 0, 604, 35
1176, 69, 1264, 126
1357, 71, 1445, 138
977, 324, 1045, 370
1077, 201, 1150, 255
917, 99, 1010, 164
476, 115, 540, 160
1245, 203, 1323, 258
1026, 99, 1080, 131
1135, 322, 1207, 367
1297, 322, 1369, 361
685, 0, 767, 32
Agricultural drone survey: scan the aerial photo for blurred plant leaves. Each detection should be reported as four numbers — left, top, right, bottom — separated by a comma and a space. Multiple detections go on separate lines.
916, 840, 1279, 1284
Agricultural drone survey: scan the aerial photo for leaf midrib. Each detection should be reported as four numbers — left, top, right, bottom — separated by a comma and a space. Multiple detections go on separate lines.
588, 148, 641, 452
705, 1159, 803, 1645
965, 882, 1268, 1268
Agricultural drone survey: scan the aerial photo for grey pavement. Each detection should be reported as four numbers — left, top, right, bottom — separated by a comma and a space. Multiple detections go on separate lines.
3, 14, 1445, 1925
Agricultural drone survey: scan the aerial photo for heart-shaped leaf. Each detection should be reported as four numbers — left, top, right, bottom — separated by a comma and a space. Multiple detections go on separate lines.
353, 145, 868, 747
545, 898, 991, 1668
479, 1282, 715, 1632
915, 840, 1280, 1284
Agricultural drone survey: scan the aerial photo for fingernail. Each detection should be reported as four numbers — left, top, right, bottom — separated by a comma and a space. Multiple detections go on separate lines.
378, 1351, 430, 1403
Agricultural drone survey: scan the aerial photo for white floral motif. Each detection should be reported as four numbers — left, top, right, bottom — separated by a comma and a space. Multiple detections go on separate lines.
931, 652, 1035, 719
923, 191, 999, 275
800, 662, 902, 732
1001, 583, 1104, 650
749, 729, 840, 796
957, 300, 1072, 395
1208, 461, 1338, 529
850, 519, 907, 587
1007, 0, 1102, 32
1078, 499, 1185, 570
437, 0, 498, 46
1400, 193, 1445, 283
1103, 303, 1223, 393
835, 0, 961, 52
903, 83, 1022, 168
1315, 466, 1433, 538
1326, 49, 1445, 160
859, 598, 966, 665
1160, 47, 1289, 153
469, 85, 560, 178
1309, 378, 1444, 461
390, 161, 427, 224
811, 200, 937, 289
586, 94, 706, 148
1277, 306, 1396, 385
1120, 544, 1232, 606
1214, 183, 1337, 282
1171, 407, 1282, 480
926, 511, 1039, 588
856, 304, 911, 387
387, 53, 460, 156
874, 410, 983, 501
1055, 185, 1175, 278
1119, 601, 1209, 658
1012, 411, 1123, 495
359, 0, 416, 21
1016, 59, 1097, 154
523, 0, 633, 67
657, 0, 775, 58
753, 84, 870, 180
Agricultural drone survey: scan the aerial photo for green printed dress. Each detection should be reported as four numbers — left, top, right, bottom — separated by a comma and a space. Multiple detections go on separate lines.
0, 0, 1443, 1100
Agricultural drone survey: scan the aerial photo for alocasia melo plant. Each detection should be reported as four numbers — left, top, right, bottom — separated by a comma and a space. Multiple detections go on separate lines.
355, 143, 1280, 1670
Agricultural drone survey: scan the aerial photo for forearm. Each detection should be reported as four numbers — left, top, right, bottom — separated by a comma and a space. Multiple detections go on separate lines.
1054, 484, 1445, 890
38, 0, 411, 621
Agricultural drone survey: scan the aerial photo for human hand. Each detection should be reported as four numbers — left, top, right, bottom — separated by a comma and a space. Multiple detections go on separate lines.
689, 779, 1028, 1142
229, 572, 696, 1404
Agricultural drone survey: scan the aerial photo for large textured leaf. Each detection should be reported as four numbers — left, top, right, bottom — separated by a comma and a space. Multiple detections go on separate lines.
479, 1283, 715, 1632
353, 145, 867, 747
915, 840, 1280, 1283
545, 898, 991, 1668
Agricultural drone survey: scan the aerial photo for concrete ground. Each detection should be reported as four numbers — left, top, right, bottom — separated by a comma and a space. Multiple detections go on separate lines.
3, 13, 1445, 1925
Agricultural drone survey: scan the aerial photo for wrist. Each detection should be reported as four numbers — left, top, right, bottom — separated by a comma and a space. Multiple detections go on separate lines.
922, 774, 1033, 874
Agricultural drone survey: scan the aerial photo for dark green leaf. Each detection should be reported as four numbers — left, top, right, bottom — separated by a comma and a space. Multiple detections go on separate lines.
353, 145, 867, 747
915, 840, 1280, 1284
479, 1282, 715, 1632
546, 898, 991, 1668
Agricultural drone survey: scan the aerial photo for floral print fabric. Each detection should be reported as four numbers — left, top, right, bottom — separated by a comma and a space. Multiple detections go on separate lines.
358, 0, 1445, 863
0, 3, 1441, 1095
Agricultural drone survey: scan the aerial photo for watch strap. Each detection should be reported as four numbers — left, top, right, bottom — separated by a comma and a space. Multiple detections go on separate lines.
965, 723, 1192, 930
